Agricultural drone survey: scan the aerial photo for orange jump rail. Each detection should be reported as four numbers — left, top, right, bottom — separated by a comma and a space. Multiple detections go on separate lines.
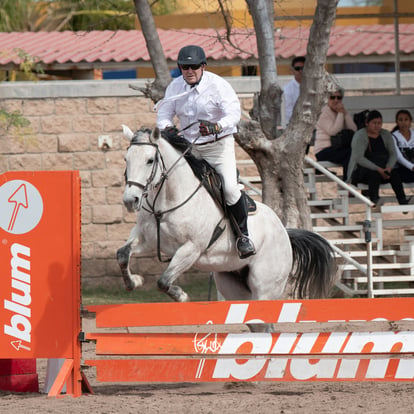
82, 298, 414, 384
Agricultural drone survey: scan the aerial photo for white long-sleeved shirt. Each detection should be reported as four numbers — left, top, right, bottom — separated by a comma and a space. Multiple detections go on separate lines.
283, 78, 300, 126
156, 71, 241, 144
393, 128, 414, 170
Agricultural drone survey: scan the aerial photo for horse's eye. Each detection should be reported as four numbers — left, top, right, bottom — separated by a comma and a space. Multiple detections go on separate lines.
147, 158, 154, 165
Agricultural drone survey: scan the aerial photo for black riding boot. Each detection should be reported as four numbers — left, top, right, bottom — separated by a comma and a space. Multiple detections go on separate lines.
227, 195, 256, 259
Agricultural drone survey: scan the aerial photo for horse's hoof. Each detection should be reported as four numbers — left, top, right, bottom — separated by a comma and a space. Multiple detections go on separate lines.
177, 292, 189, 302
130, 274, 144, 288
122, 274, 144, 290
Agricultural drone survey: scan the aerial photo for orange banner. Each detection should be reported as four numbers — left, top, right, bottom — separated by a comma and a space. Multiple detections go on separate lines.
0, 171, 81, 359
86, 298, 414, 383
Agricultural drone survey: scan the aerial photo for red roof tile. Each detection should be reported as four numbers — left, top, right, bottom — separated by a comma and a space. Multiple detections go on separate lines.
0, 24, 413, 67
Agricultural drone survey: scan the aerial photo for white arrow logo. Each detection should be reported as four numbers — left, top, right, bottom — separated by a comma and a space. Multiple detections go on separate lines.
0, 180, 43, 235
7, 184, 29, 231
11, 340, 31, 352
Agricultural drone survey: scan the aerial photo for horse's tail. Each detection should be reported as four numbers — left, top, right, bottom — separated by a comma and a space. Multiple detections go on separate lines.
287, 228, 337, 299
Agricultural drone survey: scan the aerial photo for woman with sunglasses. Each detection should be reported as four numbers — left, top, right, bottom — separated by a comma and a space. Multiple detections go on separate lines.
314, 87, 357, 181
347, 110, 410, 207
156, 45, 256, 259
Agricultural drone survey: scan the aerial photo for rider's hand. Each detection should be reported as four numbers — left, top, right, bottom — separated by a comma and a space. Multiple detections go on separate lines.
161, 126, 179, 140
199, 120, 222, 136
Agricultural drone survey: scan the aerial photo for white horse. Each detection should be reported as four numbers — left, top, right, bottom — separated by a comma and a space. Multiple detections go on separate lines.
117, 126, 337, 302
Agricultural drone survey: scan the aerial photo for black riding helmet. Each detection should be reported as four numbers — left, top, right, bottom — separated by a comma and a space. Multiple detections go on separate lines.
177, 45, 207, 66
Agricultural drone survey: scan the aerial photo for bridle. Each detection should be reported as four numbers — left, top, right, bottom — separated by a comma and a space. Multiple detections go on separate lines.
125, 140, 165, 210
125, 132, 204, 262
125, 122, 200, 198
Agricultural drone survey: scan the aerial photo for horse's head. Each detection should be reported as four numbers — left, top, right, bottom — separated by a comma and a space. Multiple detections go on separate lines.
122, 125, 162, 212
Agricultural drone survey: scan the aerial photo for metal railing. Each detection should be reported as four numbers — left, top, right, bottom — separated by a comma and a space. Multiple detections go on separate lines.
304, 156, 377, 297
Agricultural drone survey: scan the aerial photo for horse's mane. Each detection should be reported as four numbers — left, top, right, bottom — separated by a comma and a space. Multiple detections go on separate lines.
160, 129, 212, 183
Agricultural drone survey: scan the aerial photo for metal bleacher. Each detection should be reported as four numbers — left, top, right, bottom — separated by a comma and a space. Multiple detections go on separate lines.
238, 156, 414, 298
304, 157, 414, 298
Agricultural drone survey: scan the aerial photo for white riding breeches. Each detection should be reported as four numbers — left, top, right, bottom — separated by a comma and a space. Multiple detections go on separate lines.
190, 135, 241, 206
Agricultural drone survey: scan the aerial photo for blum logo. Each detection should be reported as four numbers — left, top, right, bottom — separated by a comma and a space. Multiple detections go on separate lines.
210, 303, 414, 381
3, 243, 32, 349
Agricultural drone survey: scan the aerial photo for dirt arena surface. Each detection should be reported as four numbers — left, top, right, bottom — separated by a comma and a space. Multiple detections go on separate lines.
2, 375, 414, 413
2, 319, 414, 413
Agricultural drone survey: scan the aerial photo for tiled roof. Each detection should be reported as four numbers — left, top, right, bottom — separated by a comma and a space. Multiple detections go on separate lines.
0, 24, 413, 67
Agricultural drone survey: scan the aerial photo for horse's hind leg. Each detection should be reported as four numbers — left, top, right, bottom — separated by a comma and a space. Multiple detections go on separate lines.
116, 240, 144, 290
214, 271, 273, 333
214, 271, 252, 301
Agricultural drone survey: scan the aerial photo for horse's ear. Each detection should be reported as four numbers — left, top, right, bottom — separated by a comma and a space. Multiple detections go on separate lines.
122, 124, 134, 141
151, 127, 161, 142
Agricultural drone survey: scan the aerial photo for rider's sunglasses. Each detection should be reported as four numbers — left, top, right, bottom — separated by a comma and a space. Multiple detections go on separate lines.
180, 64, 202, 71
330, 95, 343, 101
293, 66, 304, 71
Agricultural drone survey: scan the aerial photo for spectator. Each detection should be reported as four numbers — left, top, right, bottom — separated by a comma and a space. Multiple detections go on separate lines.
314, 87, 357, 180
347, 110, 410, 207
283, 56, 305, 126
392, 109, 414, 183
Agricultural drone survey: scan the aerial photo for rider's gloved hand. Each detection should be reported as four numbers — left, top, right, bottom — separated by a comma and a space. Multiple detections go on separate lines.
199, 120, 222, 136
161, 126, 179, 140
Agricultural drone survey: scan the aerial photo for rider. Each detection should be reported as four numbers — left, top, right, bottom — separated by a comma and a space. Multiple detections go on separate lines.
156, 45, 256, 259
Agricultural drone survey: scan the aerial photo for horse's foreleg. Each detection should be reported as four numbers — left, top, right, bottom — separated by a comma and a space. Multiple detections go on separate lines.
157, 242, 200, 302
116, 240, 144, 290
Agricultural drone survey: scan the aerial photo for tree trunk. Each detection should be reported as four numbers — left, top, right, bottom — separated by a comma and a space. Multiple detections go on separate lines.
133, 0, 171, 102
237, 0, 338, 229
246, 0, 282, 138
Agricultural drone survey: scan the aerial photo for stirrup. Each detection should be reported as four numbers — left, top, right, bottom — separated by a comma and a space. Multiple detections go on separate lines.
236, 236, 256, 259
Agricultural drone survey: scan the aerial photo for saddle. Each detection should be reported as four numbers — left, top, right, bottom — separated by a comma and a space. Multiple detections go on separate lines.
163, 131, 257, 214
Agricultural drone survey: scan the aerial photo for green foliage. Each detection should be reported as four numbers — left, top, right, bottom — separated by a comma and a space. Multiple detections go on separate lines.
0, 108, 31, 133
14, 48, 44, 80
0, 0, 179, 32
151, 0, 178, 16
0, 0, 31, 31
0, 0, 137, 32
66, 1, 137, 31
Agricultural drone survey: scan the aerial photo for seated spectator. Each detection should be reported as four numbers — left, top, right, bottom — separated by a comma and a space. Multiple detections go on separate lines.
314, 87, 357, 180
347, 110, 410, 207
392, 109, 414, 183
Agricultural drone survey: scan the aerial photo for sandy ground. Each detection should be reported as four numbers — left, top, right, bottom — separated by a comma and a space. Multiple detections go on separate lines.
2, 318, 414, 414
2, 373, 414, 414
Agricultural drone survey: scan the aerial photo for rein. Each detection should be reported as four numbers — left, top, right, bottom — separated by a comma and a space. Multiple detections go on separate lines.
126, 130, 204, 262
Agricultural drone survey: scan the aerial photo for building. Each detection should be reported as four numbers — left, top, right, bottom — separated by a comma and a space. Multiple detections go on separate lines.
0, 0, 413, 80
